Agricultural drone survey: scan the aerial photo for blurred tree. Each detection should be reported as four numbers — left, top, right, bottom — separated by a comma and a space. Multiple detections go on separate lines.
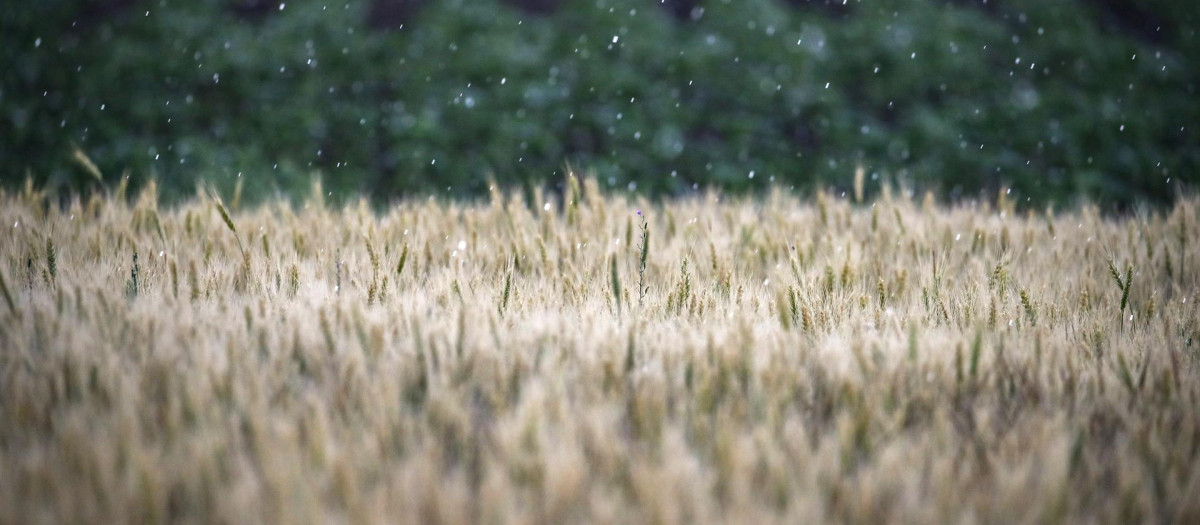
1, 0, 1195, 207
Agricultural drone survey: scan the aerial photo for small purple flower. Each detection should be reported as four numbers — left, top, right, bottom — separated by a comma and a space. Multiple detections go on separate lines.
636, 209, 642, 216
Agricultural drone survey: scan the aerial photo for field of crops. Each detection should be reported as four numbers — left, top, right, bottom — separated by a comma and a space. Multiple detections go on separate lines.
1, 177, 1198, 523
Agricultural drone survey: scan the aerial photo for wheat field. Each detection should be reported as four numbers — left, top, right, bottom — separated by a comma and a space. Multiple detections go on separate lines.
1, 177, 1198, 524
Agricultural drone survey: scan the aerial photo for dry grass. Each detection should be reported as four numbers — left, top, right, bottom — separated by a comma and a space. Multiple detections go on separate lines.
1, 177, 1198, 524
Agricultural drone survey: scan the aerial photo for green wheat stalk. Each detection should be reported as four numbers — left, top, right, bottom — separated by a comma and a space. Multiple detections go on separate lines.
610, 256, 622, 317
499, 269, 513, 317
215, 200, 248, 266
1107, 258, 1133, 323
0, 267, 16, 313
1020, 289, 1037, 327
45, 236, 57, 287
126, 249, 139, 298
397, 242, 409, 277
637, 212, 649, 306
969, 329, 982, 380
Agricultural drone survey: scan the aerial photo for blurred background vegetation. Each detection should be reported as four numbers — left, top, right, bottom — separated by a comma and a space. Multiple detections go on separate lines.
2, 0, 1197, 207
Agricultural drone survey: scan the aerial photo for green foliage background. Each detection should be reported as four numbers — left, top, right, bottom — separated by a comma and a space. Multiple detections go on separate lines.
2, 0, 1197, 205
